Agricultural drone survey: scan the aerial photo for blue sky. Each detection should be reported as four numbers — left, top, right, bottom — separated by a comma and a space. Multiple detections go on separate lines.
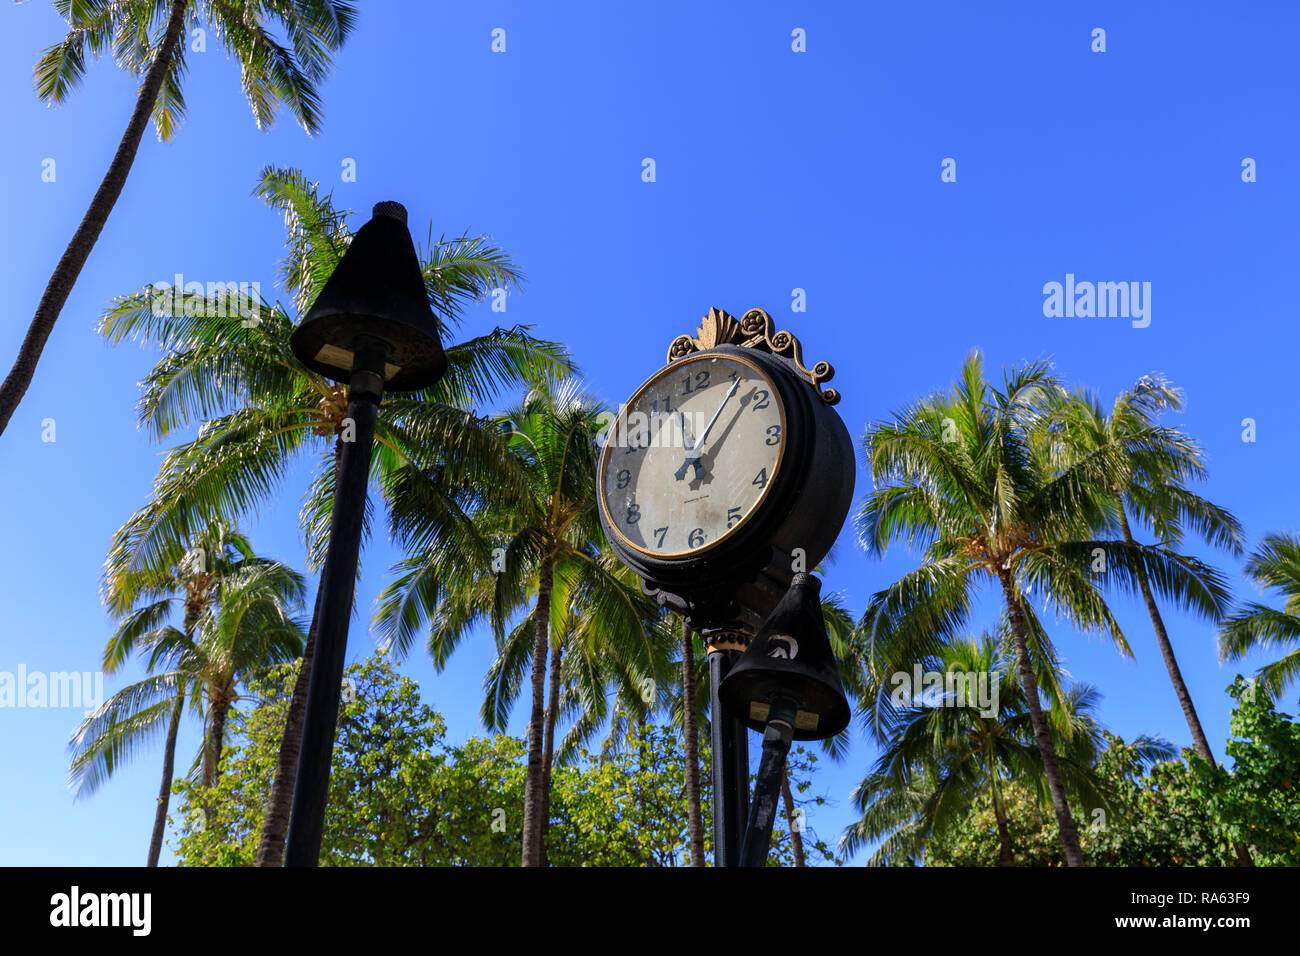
2, 0, 1298, 865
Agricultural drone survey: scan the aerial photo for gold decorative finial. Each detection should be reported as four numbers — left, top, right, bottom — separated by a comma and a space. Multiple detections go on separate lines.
667, 307, 840, 404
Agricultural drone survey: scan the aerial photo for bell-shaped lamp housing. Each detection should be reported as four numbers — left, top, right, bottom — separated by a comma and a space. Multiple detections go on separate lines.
290, 201, 446, 392
718, 572, 851, 741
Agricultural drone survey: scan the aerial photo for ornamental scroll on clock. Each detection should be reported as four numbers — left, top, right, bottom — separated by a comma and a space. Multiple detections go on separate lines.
597, 307, 855, 636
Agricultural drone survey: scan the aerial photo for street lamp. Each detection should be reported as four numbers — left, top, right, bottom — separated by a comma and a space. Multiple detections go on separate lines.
719, 572, 850, 866
283, 201, 446, 866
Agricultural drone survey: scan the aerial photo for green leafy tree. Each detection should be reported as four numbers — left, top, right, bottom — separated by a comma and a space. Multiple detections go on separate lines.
1085, 735, 1236, 866
855, 352, 1229, 865
925, 780, 1066, 867
1188, 677, 1300, 865
0, 0, 356, 436
929, 732, 1248, 867
173, 653, 832, 866
97, 168, 568, 865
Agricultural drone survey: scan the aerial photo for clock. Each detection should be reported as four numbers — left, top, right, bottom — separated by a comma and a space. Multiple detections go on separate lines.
600, 351, 785, 559
597, 315, 854, 634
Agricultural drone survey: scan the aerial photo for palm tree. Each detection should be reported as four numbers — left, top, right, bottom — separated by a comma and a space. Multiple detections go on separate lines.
375, 377, 663, 865
1048, 378, 1243, 763
677, 618, 706, 866
74, 523, 303, 864
840, 634, 1173, 866
193, 556, 307, 784
0, 0, 356, 436
856, 351, 1229, 865
1220, 532, 1300, 699
96, 167, 570, 864
477, 581, 674, 863
1048, 378, 1253, 866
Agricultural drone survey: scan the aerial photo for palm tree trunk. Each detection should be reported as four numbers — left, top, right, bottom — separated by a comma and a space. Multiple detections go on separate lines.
521, 555, 553, 867
206, 686, 233, 785
636, 708, 651, 866
1117, 508, 1253, 867
780, 770, 805, 867
989, 762, 1015, 867
0, 0, 189, 437
147, 688, 185, 867
1000, 573, 1085, 866
255, 586, 322, 866
1118, 510, 1216, 759
680, 619, 705, 867
599, 700, 621, 766
202, 697, 217, 789
539, 638, 562, 866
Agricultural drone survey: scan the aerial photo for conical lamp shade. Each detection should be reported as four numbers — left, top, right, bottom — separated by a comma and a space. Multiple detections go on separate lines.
290, 201, 446, 392
718, 573, 851, 741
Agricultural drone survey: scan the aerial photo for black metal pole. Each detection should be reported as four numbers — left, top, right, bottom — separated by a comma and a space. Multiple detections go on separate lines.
284, 338, 388, 866
738, 699, 795, 867
709, 648, 750, 867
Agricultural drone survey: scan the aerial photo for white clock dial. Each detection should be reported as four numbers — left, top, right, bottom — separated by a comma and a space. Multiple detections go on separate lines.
601, 353, 786, 557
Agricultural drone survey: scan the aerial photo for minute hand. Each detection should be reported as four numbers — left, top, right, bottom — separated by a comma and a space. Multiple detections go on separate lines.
675, 378, 741, 480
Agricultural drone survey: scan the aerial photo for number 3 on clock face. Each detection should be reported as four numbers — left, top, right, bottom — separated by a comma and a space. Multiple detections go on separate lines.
600, 353, 786, 558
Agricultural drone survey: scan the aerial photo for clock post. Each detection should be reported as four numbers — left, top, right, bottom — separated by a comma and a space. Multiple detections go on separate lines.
596, 306, 856, 866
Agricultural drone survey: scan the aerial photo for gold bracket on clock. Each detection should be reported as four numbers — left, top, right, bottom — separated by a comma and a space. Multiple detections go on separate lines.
666, 307, 840, 405
700, 628, 752, 654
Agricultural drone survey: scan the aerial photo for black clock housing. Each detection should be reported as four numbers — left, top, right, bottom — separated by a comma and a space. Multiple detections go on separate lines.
599, 345, 854, 633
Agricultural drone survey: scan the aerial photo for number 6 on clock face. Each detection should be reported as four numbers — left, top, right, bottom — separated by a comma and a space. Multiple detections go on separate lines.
599, 352, 786, 558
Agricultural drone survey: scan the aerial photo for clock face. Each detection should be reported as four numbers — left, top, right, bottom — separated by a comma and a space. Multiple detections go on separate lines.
600, 352, 786, 557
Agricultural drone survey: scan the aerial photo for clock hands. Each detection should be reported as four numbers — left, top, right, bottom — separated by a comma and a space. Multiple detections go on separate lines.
696, 377, 741, 449
677, 410, 696, 450
675, 377, 741, 481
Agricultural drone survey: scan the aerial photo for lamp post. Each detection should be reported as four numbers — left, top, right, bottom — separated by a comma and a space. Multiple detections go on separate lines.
702, 631, 751, 866
283, 201, 446, 866
719, 572, 850, 866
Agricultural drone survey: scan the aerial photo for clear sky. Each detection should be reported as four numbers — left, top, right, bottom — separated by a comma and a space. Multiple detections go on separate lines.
2, 1, 1298, 866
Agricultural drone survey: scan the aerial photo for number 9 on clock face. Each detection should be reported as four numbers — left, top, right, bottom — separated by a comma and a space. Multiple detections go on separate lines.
599, 353, 786, 557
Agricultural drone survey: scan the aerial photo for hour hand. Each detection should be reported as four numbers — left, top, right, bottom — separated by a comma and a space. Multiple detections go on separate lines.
677, 411, 695, 450
674, 412, 699, 480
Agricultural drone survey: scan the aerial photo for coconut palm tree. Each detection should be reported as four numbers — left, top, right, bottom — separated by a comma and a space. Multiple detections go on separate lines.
840, 634, 1173, 866
74, 523, 303, 864
856, 351, 1230, 866
1047, 378, 1253, 865
375, 377, 661, 866
96, 167, 570, 865
474, 581, 675, 863
193, 556, 307, 784
1220, 532, 1300, 699
677, 618, 706, 866
1048, 377, 1244, 763
0, 0, 357, 436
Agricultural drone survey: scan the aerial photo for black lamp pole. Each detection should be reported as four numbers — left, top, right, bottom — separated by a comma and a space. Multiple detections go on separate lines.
738, 698, 795, 867
283, 339, 387, 866
282, 202, 446, 866
707, 645, 750, 867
